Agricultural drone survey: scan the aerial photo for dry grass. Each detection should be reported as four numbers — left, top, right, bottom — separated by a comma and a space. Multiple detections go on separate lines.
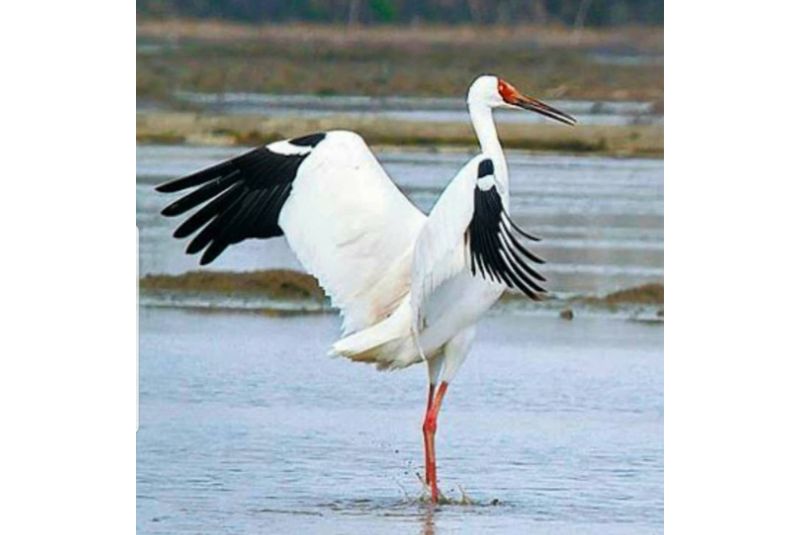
139, 269, 325, 301
580, 282, 664, 306
136, 111, 663, 156
592, 282, 663, 305
137, 20, 663, 103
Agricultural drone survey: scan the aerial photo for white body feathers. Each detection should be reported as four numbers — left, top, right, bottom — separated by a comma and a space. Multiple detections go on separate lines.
326, 149, 506, 374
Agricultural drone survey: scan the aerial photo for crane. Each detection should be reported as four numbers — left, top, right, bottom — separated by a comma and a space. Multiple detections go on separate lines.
156, 74, 576, 503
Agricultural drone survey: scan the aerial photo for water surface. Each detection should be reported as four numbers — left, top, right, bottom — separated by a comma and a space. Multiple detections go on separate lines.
137, 145, 663, 296
169, 92, 662, 127
138, 309, 662, 534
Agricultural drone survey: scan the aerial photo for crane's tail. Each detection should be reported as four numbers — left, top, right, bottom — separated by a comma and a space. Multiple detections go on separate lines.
329, 302, 420, 371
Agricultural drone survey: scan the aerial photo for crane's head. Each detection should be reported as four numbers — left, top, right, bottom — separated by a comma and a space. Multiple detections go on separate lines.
467, 75, 576, 126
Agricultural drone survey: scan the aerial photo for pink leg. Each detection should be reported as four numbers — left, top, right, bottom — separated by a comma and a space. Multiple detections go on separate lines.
422, 381, 449, 503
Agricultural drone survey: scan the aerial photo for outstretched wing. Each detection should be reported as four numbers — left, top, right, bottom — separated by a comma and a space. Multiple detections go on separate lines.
156, 130, 427, 334
410, 157, 546, 332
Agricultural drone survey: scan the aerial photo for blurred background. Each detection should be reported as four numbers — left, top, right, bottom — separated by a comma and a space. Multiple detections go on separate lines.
137, 1, 663, 115
139, 0, 663, 25
137, 3, 663, 534
137, 0, 663, 297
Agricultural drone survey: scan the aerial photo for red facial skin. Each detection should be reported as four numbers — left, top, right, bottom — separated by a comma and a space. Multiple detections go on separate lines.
497, 78, 519, 104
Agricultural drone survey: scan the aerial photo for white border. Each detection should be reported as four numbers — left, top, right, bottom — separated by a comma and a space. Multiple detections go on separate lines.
1, 2, 135, 533
666, 1, 800, 532
4, 1, 800, 532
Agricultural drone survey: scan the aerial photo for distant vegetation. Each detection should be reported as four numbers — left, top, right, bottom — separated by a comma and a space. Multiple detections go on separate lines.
138, 0, 663, 27
136, 4, 663, 155
137, 21, 662, 103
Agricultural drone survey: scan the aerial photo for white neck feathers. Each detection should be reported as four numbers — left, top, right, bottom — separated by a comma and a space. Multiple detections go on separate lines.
468, 101, 508, 195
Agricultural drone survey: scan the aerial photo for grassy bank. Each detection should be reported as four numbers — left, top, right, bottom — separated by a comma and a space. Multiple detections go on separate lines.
137, 111, 662, 156
138, 20, 662, 105
139, 269, 664, 310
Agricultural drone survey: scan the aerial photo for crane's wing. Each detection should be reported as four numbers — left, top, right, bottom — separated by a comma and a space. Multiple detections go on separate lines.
156, 131, 426, 334
410, 157, 546, 334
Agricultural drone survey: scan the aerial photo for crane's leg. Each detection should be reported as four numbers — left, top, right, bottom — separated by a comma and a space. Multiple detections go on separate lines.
422, 327, 475, 504
423, 353, 443, 488
423, 381, 449, 503
423, 382, 435, 485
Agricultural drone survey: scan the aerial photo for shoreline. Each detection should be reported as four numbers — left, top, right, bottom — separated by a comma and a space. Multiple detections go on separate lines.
137, 111, 663, 157
140, 270, 664, 321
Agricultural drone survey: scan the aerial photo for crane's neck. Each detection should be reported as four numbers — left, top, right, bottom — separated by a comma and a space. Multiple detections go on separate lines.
469, 101, 508, 194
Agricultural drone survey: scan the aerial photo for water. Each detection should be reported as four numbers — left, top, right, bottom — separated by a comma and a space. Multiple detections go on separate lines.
138, 309, 663, 534
137, 143, 663, 533
137, 145, 663, 296
171, 92, 662, 127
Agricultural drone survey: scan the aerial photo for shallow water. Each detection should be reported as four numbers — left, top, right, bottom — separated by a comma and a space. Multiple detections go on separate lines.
169, 92, 662, 127
138, 308, 662, 534
137, 145, 663, 296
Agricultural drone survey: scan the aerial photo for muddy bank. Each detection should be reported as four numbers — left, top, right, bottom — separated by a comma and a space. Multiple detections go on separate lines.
581, 282, 663, 306
139, 270, 327, 316
137, 111, 663, 156
140, 269, 663, 320
140, 269, 324, 300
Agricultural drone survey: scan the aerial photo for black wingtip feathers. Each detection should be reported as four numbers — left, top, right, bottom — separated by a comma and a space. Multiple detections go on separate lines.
468, 184, 547, 301
157, 145, 311, 265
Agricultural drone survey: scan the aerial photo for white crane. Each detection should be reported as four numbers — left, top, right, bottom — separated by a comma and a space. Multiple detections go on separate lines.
156, 74, 576, 503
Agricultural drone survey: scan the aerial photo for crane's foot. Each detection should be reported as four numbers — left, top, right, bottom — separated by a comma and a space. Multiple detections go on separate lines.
416, 472, 443, 504
430, 481, 440, 504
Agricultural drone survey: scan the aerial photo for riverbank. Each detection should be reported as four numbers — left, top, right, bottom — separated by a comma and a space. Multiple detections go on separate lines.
136, 111, 663, 156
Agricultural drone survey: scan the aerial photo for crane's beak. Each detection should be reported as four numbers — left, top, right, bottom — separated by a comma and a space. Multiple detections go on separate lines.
512, 94, 577, 126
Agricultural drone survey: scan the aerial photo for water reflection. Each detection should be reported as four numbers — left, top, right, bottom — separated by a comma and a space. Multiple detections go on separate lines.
419, 507, 436, 535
